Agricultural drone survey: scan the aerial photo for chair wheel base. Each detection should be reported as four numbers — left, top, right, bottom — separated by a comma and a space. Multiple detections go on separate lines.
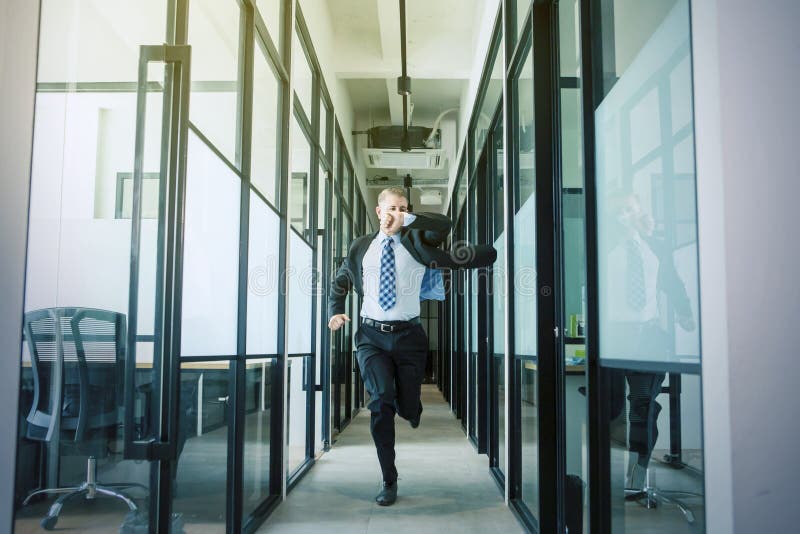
40, 515, 58, 530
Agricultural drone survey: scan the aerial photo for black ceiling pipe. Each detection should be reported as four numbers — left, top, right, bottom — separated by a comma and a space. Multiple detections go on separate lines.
398, 0, 411, 151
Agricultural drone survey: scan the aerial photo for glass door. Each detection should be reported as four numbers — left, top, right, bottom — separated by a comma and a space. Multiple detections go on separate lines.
585, 0, 706, 531
488, 112, 506, 483
13, 1, 194, 530
509, 26, 541, 522
467, 174, 487, 452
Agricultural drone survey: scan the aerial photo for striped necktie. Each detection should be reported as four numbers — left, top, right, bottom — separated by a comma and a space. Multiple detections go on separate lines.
626, 238, 646, 311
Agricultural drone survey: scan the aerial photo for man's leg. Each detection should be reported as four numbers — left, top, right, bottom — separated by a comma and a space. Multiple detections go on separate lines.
625, 371, 665, 487
355, 329, 398, 483
393, 325, 428, 425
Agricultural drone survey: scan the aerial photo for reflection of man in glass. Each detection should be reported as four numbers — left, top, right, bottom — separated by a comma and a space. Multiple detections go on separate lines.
604, 189, 695, 488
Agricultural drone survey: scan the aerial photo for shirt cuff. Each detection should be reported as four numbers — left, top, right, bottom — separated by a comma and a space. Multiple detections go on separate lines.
402, 212, 416, 227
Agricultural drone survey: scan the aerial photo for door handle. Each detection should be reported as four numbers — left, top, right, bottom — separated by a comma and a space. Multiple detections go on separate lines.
124, 43, 192, 462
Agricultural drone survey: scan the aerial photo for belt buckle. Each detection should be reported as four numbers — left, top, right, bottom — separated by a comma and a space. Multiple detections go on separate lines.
379, 323, 393, 333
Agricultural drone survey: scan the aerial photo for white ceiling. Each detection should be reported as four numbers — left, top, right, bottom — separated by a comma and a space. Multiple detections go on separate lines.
325, 0, 488, 211
328, 0, 483, 119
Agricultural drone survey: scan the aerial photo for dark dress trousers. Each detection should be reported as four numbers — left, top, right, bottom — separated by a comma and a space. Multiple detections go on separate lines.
328, 212, 496, 483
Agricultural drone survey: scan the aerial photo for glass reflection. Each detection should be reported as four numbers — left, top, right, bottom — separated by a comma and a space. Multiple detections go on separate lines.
251, 34, 282, 205
173, 360, 231, 530
593, 0, 705, 530
243, 359, 273, 516
474, 34, 504, 162
491, 117, 505, 476
188, 0, 241, 164
513, 44, 539, 516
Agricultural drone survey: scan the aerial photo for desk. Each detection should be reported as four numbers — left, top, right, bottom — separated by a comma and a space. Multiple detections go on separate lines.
20, 358, 273, 438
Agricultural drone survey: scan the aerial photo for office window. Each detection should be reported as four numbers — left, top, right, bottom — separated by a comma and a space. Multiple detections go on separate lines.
292, 30, 313, 115
490, 117, 506, 477
513, 0, 531, 46
290, 115, 312, 238
256, 0, 284, 55
246, 195, 280, 355
320, 95, 329, 155
188, 0, 241, 165
342, 156, 353, 209
173, 360, 231, 529
14, 3, 178, 530
473, 33, 504, 163
558, 0, 589, 531
251, 32, 282, 205
243, 358, 275, 516
593, 0, 705, 530
287, 232, 312, 474
513, 44, 540, 515
456, 163, 468, 219
181, 132, 241, 357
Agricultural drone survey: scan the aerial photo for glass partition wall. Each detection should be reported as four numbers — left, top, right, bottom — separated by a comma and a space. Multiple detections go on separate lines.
12, 1, 367, 532
441, 0, 705, 532
584, 0, 706, 531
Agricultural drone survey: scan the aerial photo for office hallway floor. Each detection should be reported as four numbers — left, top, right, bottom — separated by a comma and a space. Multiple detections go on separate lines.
258, 384, 523, 533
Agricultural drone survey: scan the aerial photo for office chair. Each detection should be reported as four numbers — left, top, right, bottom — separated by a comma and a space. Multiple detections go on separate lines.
623, 380, 703, 524
20, 307, 143, 530
578, 380, 702, 524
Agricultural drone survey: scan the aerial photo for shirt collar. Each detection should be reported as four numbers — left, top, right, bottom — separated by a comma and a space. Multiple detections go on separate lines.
378, 230, 401, 244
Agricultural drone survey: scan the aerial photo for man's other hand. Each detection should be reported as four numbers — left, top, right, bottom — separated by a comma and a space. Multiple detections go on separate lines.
328, 314, 351, 331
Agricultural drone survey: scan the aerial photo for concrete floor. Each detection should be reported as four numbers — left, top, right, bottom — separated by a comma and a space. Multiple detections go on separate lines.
259, 384, 524, 534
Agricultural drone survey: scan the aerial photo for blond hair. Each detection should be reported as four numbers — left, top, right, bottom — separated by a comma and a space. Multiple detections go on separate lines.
378, 186, 407, 204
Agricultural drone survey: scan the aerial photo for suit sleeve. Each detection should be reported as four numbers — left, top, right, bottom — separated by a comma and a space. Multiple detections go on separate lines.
404, 211, 453, 233
647, 237, 693, 320
405, 211, 452, 247
328, 250, 355, 319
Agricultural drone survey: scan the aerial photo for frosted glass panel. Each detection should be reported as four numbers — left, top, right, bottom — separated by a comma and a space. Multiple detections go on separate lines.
181, 132, 241, 356
247, 196, 280, 355
492, 234, 506, 355
513, 196, 537, 355
595, 0, 700, 368
593, 1, 705, 531
287, 232, 313, 354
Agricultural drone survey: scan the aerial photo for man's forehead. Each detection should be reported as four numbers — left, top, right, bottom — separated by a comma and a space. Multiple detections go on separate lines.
378, 194, 408, 207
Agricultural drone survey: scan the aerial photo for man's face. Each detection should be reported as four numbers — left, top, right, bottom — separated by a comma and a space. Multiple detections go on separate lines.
375, 194, 409, 235
615, 193, 653, 237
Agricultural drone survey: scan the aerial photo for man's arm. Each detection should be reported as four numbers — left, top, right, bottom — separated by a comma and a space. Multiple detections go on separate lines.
403, 212, 452, 246
328, 254, 353, 319
647, 237, 695, 329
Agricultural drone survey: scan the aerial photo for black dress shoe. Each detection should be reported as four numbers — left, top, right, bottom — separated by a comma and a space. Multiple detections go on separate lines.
376, 481, 397, 506
409, 403, 423, 429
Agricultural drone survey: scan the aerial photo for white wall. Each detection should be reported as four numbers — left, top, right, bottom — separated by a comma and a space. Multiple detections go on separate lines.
0, 0, 39, 530
692, 1, 800, 532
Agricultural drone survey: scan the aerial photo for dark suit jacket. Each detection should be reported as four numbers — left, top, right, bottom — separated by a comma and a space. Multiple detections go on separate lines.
328, 212, 497, 318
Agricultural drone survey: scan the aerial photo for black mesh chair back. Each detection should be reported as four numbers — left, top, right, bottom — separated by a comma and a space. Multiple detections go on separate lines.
23, 307, 127, 445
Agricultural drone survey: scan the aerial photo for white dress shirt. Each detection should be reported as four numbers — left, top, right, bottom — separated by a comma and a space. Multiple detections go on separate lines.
360, 219, 425, 321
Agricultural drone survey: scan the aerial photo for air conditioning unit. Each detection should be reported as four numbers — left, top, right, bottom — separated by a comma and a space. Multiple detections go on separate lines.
363, 148, 446, 170
419, 189, 443, 205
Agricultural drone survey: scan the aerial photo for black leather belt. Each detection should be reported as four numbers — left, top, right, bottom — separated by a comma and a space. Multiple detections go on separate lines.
361, 316, 421, 333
